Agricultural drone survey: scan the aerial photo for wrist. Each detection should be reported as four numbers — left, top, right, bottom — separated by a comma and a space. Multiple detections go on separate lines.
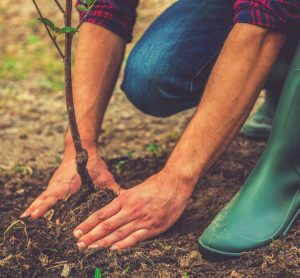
63, 138, 98, 160
158, 166, 198, 200
64, 129, 98, 150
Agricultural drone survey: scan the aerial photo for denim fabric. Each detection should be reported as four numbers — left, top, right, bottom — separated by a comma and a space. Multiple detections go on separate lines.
122, 0, 235, 117
121, 0, 296, 117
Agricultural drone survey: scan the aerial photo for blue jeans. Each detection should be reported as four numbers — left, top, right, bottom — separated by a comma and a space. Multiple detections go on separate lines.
121, 0, 295, 117
122, 0, 235, 117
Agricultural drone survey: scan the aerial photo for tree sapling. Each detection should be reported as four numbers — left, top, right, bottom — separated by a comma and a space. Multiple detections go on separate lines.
32, 0, 96, 191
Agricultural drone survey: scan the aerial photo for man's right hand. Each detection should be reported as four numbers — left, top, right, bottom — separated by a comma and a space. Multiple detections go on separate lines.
21, 148, 119, 219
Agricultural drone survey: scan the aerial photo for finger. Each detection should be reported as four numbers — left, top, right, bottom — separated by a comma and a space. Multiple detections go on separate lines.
87, 221, 141, 249
89, 170, 120, 193
104, 181, 121, 195
111, 229, 150, 250
30, 195, 58, 219
73, 198, 121, 239
77, 210, 134, 249
20, 194, 47, 218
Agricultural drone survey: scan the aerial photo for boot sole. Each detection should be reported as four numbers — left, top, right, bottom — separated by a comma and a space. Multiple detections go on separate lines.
199, 208, 300, 257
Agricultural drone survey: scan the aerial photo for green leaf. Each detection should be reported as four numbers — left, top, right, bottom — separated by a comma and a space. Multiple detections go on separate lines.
94, 268, 101, 278
77, 4, 88, 11
123, 266, 130, 274
38, 18, 55, 32
86, 0, 95, 6
115, 160, 126, 173
127, 150, 135, 159
146, 143, 160, 155
60, 26, 78, 34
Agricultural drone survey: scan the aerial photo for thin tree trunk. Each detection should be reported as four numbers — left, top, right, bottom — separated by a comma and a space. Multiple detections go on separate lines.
64, 0, 94, 190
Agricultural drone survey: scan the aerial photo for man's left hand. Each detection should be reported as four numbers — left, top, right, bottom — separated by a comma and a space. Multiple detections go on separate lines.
73, 170, 192, 250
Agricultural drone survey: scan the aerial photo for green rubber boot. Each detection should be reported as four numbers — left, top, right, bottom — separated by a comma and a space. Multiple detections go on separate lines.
199, 42, 300, 256
242, 39, 298, 139
241, 89, 279, 139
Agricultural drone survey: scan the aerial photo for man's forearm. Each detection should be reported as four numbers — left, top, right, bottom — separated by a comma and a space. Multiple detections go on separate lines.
64, 22, 126, 154
164, 24, 286, 193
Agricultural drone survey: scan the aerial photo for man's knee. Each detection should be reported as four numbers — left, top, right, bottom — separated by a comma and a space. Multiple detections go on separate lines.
121, 46, 173, 117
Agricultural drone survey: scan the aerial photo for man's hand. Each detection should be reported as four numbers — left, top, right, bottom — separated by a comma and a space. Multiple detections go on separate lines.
21, 149, 119, 219
21, 23, 126, 218
73, 171, 192, 250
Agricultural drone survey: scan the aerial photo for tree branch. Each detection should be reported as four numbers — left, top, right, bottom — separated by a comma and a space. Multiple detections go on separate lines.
76, 0, 97, 29
54, 0, 65, 14
32, 0, 65, 59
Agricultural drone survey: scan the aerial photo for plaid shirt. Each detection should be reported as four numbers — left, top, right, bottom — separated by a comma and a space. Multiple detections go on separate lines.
77, 0, 300, 42
76, 0, 139, 42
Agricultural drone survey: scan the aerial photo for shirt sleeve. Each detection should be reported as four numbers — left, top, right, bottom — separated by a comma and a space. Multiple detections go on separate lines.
233, 0, 300, 35
76, 0, 139, 42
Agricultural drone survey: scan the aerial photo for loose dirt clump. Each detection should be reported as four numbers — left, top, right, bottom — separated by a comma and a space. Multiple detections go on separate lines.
0, 136, 299, 277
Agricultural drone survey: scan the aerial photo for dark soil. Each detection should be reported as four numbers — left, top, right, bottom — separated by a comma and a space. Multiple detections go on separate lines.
0, 136, 299, 277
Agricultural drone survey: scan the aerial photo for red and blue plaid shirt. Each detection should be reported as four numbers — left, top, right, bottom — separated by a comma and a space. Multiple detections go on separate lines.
77, 0, 300, 42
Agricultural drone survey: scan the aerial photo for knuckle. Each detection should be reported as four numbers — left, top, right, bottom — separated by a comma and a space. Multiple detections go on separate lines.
129, 206, 140, 216
130, 233, 140, 245
40, 191, 48, 198
122, 207, 135, 217
115, 229, 126, 240
117, 199, 123, 210
83, 233, 94, 244
102, 221, 113, 233
114, 198, 123, 210
146, 217, 160, 229
95, 210, 105, 221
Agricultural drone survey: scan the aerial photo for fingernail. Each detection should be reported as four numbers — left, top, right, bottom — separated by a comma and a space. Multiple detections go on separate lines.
73, 229, 83, 239
88, 243, 99, 249
111, 245, 118, 251
77, 241, 86, 249
20, 212, 29, 218
31, 209, 40, 217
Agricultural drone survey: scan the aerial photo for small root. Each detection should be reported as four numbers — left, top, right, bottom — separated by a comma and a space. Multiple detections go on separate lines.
0, 219, 29, 247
